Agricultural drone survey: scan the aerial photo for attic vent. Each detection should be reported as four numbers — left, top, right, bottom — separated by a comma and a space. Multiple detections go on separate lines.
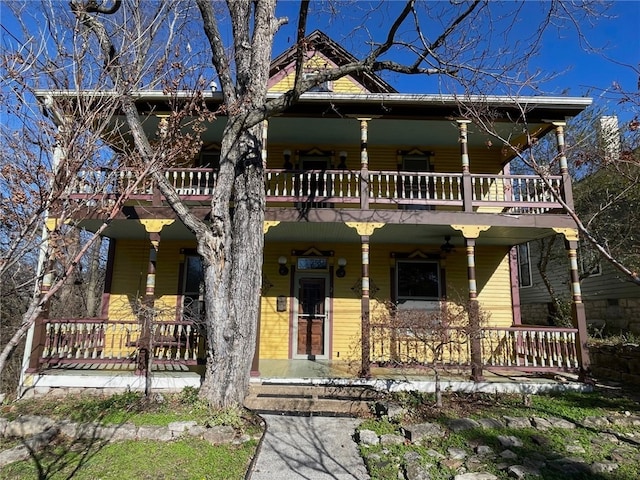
304, 72, 332, 92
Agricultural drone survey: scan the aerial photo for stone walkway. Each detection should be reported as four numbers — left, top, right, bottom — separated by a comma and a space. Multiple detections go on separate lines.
249, 415, 370, 480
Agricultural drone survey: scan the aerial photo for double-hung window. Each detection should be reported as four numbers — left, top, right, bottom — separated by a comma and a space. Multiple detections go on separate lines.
396, 260, 441, 300
517, 243, 532, 288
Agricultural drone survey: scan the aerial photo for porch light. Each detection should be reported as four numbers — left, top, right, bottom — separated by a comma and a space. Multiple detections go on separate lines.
283, 149, 293, 169
336, 257, 347, 278
278, 256, 289, 276
440, 236, 454, 254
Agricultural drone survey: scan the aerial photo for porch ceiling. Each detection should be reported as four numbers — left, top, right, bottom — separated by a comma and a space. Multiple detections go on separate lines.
263, 221, 559, 247
205, 116, 542, 149
79, 216, 559, 246
112, 114, 545, 151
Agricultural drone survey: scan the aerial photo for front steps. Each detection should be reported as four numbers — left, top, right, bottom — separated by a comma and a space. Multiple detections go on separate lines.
244, 383, 381, 416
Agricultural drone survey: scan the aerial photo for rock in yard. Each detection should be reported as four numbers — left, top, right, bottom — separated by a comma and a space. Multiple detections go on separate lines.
404, 422, 445, 442
441, 458, 464, 470
530, 417, 551, 430
425, 449, 446, 460
168, 420, 198, 434
5, 415, 56, 437
358, 429, 379, 445
137, 425, 174, 442
475, 445, 494, 456
449, 418, 481, 432
380, 433, 405, 446
448, 447, 468, 460
546, 417, 576, 429
405, 460, 432, 480
499, 449, 519, 460
591, 461, 619, 474
565, 444, 586, 454
477, 418, 504, 430
203, 425, 235, 445
503, 416, 531, 429
507, 464, 540, 479
582, 416, 609, 427
497, 435, 523, 448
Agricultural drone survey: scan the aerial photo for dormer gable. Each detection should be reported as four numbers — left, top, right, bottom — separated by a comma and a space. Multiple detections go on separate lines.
268, 30, 396, 94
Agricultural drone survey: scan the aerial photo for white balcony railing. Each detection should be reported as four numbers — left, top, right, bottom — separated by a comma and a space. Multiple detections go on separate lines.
68, 168, 565, 213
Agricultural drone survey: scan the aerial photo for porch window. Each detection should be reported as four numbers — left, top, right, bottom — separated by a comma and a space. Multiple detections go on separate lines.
297, 257, 329, 271
183, 255, 204, 321
396, 260, 441, 300
517, 243, 532, 288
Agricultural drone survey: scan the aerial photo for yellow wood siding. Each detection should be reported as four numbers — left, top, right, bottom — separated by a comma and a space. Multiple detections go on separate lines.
265, 144, 504, 174
106, 239, 193, 357
269, 54, 366, 94
260, 241, 514, 360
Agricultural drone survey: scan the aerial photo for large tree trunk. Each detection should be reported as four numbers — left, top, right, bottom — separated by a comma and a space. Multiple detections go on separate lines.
198, 122, 265, 407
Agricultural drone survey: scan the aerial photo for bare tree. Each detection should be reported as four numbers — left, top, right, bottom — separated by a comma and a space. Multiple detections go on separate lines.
0, 3, 173, 385
371, 300, 489, 408
460, 95, 640, 286
4, 0, 613, 406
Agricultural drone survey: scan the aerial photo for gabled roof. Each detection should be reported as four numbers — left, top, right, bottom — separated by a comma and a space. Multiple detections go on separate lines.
269, 30, 397, 94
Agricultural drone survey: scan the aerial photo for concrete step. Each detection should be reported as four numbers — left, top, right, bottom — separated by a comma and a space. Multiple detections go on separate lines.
244, 383, 381, 416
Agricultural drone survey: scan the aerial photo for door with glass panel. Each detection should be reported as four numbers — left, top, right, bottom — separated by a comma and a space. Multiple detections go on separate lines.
293, 274, 330, 359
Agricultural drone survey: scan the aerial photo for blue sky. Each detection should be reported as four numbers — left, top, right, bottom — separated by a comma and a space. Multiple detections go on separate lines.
273, 1, 639, 117
2, 1, 638, 117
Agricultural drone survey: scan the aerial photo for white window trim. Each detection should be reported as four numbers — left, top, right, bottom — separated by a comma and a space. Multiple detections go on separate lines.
517, 243, 532, 288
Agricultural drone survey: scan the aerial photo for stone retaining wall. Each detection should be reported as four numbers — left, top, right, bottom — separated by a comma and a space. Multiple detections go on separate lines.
521, 299, 640, 333
589, 343, 640, 386
0, 415, 258, 468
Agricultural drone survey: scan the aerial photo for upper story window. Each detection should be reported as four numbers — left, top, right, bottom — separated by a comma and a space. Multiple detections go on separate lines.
304, 72, 332, 92
198, 151, 220, 169
517, 243, 532, 288
399, 151, 434, 210
396, 260, 441, 300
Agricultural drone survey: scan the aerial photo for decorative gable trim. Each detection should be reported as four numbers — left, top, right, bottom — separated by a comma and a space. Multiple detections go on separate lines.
269, 30, 397, 94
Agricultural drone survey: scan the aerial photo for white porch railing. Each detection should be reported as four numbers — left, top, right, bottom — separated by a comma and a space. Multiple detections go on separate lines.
68, 168, 566, 213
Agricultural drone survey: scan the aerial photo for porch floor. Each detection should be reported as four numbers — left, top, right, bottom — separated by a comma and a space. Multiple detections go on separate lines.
253, 359, 588, 395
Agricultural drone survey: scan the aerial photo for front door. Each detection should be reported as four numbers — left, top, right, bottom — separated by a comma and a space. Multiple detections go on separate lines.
294, 274, 330, 359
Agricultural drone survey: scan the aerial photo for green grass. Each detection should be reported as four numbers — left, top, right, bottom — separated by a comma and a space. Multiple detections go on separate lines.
0, 438, 256, 480
0, 390, 261, 480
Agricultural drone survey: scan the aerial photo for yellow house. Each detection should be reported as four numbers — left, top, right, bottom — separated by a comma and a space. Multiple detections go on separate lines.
21, 31, 592, 393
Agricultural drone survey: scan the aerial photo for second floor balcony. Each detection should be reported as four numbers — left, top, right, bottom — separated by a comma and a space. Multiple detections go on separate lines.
67, 167, 567, 215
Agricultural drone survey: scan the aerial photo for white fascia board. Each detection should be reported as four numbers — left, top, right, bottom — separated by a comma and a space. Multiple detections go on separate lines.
34, 89, 592, 109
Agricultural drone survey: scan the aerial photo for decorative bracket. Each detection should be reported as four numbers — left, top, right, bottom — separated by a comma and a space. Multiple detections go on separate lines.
345, 222, 385, 236
140, 219, 174, 234
552, 227, 579, 242
451, 225, 490, 239
263, 221, 280, 234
